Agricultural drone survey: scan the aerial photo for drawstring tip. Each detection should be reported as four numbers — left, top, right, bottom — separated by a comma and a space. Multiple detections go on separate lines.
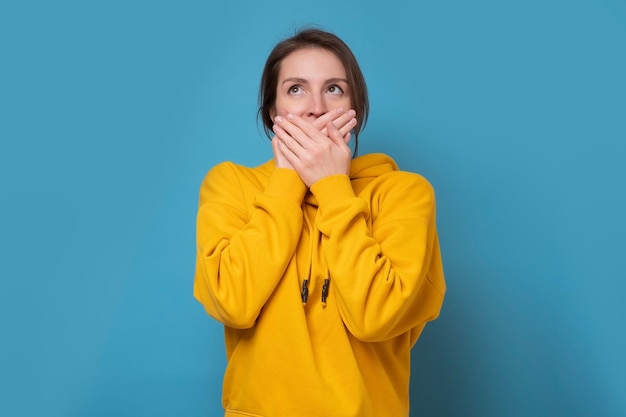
321, 278, 330, 306
301, 280, 309, 305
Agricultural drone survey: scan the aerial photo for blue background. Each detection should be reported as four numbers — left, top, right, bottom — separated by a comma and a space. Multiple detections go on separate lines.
1, 0, 625, 416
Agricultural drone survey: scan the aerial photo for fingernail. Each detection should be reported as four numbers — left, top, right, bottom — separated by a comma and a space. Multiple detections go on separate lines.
347, 110, 356, 117
336, 107, 344, 113
350, 118, 357, 125
275, 116, 283, 123
287, 113, 294, 120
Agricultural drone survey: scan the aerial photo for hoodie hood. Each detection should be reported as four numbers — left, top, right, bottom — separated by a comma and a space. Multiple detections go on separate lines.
300, 153, 399, 207
349, 153, 399, 180
299, 154, 400, 306
258, 153, 399, 183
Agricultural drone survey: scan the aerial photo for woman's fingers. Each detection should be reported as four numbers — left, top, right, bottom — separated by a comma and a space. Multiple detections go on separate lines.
272, 111, 354, 178
275, 111, 355, 145
313, 108, 346, 131
327, 121, 347, 146
338, 114, 357, 137
272, 113, 352, 186
272, 136, 295, 170
317, 109, 357, 137
272, 118, 306, 151
273, 114, 322, 148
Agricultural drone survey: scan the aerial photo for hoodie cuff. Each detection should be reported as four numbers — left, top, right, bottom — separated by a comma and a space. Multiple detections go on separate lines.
264, 168, 308, 204
310, 174, 355, 207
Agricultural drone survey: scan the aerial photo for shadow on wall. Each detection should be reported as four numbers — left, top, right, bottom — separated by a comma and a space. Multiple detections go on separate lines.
409, 259, 620, 417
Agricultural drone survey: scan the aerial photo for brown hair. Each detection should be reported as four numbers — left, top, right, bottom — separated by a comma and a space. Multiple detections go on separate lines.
258, 28, 369, 155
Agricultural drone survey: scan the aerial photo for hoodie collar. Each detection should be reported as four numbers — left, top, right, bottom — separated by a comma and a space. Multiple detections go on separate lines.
303, 153, 399, 206
349, 153, 399, 179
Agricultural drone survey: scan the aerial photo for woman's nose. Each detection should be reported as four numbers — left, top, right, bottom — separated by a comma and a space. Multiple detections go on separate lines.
307, 94, 328, 118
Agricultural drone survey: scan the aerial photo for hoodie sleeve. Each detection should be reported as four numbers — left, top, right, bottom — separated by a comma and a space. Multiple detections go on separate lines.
194, 162, 307, 329
311, 172, 446, 342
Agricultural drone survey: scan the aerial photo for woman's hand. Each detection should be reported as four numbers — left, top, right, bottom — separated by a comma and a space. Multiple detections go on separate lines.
272, 109, 356, 173
313, 108, 357, 142
272, 111, 356, 187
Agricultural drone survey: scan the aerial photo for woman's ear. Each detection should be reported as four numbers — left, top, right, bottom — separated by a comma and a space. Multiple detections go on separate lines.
269, 108, 276, 122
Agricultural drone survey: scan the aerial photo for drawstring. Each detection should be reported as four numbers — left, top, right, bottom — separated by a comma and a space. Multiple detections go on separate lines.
301, 213, 314, 306
301, 279, 309, 305
300, 203, 331, 307
302, 277, 331, 306
321, 278, 330, 307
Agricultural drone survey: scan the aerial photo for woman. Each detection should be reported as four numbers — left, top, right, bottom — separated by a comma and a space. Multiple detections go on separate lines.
194, 28, 445, 417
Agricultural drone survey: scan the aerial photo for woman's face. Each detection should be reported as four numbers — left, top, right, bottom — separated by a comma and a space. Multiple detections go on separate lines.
272, 47, 352, 122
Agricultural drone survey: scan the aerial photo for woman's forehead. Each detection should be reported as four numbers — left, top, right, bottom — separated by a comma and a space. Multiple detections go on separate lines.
278, 48, 347, 80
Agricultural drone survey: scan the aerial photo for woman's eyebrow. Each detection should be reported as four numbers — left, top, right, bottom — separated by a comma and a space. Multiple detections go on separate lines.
282, 77, 308, 85
281, 77, 348, 85
326, 78, 349, 84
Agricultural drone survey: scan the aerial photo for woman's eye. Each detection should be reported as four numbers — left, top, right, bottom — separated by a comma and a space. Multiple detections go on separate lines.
288, 85, 303, 94
327, 85, 344, 95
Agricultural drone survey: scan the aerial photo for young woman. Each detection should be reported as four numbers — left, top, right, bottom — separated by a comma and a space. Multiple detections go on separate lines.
194, 28, 446, 417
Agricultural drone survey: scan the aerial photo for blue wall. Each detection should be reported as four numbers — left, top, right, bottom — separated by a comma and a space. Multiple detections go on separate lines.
1, 1, 624, 416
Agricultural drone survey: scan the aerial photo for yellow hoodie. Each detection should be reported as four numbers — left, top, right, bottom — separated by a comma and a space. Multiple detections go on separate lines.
194, 153, 445, 417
